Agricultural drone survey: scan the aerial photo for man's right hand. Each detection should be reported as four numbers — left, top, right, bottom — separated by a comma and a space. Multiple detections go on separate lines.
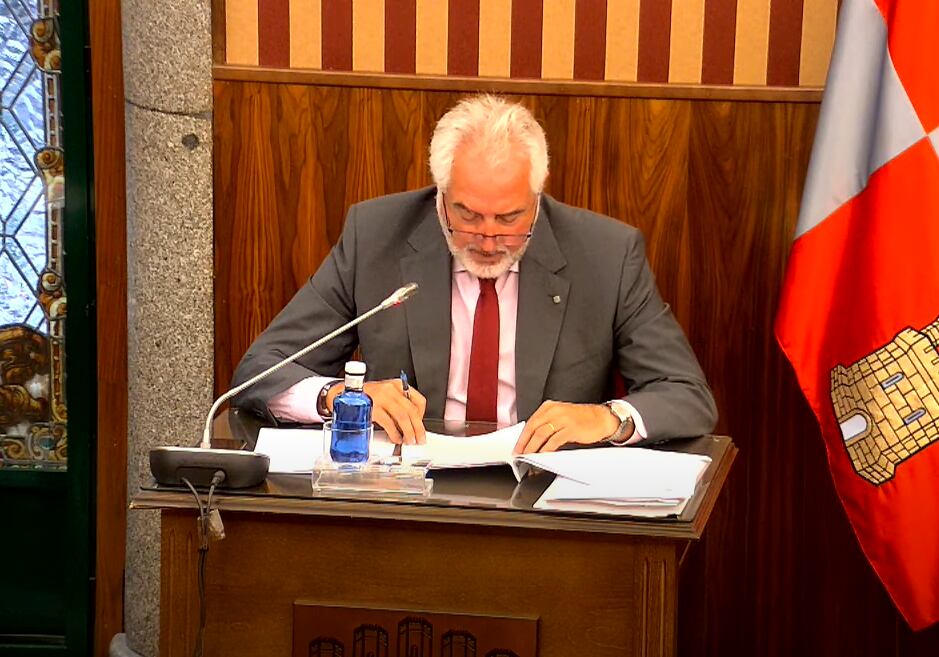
327, 379, 427, 445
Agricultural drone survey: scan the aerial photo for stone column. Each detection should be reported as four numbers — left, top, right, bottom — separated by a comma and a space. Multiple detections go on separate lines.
117, 2, 213, 655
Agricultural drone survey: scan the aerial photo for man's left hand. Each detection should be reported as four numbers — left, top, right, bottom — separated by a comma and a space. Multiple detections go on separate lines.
514, 400, 620, 454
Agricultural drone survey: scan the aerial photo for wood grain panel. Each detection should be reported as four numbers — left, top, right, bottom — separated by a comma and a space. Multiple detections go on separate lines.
213, 82, 939, 656
214, 65, 824, 102
161, 509, 682, 656
215, 84, 441, 385
215, 82, 286, 389
89, 0, 127, 653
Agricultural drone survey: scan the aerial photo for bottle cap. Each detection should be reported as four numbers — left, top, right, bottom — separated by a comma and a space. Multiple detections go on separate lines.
345, 360, 366, 376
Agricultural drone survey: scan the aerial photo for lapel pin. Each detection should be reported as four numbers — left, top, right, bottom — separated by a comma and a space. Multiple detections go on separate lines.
552, 295, 561, 304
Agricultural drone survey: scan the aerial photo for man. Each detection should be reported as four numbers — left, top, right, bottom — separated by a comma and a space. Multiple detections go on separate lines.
232, 95, 717, 452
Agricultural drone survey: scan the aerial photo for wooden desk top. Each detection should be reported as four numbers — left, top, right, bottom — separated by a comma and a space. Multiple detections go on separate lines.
133, 410, 736, 540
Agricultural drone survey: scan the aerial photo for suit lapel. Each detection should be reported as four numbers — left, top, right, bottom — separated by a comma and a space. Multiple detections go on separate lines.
400, 204, 452, 418
515, 201, 569, 420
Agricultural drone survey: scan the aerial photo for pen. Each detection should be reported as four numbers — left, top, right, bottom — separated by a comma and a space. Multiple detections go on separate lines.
400, 370, 411, 401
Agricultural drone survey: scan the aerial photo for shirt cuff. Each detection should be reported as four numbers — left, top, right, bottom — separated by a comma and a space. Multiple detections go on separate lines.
267, 376, 334, 423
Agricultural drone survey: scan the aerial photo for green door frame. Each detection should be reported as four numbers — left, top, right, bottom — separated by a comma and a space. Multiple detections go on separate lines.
60, 0, 97, 651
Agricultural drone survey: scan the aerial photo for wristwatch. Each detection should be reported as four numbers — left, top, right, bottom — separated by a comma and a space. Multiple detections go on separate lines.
602, 400, 636, 445
316, 379, 343, 419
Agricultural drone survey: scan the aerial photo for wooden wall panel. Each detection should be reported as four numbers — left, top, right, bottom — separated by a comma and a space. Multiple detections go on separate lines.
89, 0, 127, 653
214, 83, 445, 388
213, 81, 939, 655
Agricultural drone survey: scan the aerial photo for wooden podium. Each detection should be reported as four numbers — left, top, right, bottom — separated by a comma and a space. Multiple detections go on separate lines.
133, 412, 735, 657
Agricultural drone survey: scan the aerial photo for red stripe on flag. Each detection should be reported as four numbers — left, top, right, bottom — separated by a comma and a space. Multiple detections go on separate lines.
776, 136, 939, 630
258, 0, 290, 67
874, 0, 939, 132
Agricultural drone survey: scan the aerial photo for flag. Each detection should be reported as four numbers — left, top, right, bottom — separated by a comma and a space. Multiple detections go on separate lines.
775, 0, 939, 630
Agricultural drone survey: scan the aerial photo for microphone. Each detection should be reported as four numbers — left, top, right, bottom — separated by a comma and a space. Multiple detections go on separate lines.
149, 282, 420, 488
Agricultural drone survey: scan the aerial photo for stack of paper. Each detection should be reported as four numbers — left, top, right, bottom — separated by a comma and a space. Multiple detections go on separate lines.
402, 423, 711, 517
518, 447, 711, 517
255, 423, 711, 517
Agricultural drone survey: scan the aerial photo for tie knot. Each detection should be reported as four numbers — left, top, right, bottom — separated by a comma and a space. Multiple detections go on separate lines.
479, 278, 497, 296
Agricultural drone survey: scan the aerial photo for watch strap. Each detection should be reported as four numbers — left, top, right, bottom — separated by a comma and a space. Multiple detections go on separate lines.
316, 379, 343, 419
602, 400, 636, 445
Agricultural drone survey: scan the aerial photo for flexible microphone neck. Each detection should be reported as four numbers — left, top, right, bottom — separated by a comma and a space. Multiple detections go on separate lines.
200, 282, 419, 448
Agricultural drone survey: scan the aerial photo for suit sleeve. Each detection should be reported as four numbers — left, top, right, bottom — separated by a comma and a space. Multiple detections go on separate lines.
230, 205, 362, 422
613, 232, 718, 441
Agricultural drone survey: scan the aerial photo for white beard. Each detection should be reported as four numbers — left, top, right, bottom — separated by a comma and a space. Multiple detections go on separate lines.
436, 191, 532, 279
450, 242, 527, 279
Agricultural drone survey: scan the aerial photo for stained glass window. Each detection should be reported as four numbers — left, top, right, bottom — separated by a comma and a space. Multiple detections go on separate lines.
0, 0, 66, 468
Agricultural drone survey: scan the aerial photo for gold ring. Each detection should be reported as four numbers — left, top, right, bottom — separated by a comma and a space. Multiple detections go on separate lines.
547, 422, 557, 434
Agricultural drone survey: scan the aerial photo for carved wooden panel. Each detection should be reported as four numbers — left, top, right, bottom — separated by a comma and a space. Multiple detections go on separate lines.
292, 604, 536, 657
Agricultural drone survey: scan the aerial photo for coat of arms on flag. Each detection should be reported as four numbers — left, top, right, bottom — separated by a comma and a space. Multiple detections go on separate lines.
775, 0, 939, 631
830, 317, 939, 485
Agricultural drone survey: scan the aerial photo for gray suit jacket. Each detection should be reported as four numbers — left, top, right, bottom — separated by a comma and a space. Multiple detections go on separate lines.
232, 187, 717, 441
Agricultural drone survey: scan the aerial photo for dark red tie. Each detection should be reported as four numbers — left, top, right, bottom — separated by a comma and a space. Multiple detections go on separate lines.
466, 278, 500, 422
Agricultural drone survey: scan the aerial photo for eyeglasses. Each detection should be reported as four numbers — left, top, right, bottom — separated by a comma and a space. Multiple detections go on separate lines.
442, 194, 537, 248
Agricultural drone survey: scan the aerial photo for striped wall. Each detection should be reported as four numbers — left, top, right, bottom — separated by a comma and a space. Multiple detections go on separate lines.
222, 0, 838, 86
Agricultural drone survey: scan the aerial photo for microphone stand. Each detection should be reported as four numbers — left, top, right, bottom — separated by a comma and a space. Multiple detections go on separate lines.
149, 282, 419, 488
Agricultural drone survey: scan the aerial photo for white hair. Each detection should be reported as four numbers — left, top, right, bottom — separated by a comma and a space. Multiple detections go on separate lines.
429, 95, 549, 194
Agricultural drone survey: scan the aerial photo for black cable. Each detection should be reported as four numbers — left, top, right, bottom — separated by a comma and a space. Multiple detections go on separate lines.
181, 472, 226, 657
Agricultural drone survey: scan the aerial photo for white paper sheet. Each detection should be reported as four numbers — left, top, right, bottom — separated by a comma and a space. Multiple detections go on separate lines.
530, 448, 711, 517
255, 427, 396, 474
534, 475, 693, 517
516, 446, 711, 493
401, 423, 524, 470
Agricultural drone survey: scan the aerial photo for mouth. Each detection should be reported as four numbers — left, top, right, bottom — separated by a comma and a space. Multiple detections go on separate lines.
466, 248, 509, 263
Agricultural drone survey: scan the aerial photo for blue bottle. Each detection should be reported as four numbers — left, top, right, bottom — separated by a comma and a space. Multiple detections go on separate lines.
330, 360, 372, 463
